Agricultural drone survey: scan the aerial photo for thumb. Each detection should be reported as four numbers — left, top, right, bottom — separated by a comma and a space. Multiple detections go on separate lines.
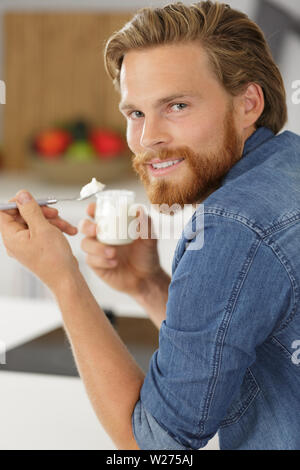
16, 190, 47, 231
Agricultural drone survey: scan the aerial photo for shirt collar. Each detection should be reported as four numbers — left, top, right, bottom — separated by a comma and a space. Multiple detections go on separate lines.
221, 126, 275, 186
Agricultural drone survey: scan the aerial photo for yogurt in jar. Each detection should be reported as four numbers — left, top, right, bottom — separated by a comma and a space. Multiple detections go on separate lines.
95, 190, 137, 245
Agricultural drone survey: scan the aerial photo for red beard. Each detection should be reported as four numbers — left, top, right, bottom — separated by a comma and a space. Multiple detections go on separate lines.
132, 104, 243, 210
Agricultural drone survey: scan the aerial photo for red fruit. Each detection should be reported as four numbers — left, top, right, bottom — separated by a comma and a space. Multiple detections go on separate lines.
89, 129, 126, 159
35, 129, 72, 158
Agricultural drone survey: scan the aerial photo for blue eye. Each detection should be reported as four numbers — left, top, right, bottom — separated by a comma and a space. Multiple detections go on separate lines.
128, 110, 144, 119
127, 102, 187, 120
170, 103, 187, 111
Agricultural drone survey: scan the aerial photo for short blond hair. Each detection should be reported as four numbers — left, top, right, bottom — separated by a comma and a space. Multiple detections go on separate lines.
104, 1, 287, 134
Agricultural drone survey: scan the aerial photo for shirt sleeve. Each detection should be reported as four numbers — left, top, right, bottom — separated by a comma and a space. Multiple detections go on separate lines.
132, 212, 293, 450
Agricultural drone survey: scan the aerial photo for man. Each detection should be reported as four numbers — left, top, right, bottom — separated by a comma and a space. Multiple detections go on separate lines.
0, 1, 300, 450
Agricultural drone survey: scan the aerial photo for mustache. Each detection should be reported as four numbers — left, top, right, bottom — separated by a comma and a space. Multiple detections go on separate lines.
132, 145, 195, 165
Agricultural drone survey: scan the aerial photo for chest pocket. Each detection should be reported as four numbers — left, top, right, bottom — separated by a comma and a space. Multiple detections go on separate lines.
219, 368, 260, 427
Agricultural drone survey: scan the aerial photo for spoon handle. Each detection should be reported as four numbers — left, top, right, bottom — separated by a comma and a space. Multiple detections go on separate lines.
0, 198, 58, 211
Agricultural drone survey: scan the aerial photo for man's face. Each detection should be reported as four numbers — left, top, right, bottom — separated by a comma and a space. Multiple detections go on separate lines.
119, 42, 245, 209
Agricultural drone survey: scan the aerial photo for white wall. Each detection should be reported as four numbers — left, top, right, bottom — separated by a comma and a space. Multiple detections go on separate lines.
268, 0, 300, 18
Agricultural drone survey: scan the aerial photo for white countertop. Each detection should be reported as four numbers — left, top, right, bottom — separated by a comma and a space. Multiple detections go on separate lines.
0, 371, 218, 450
0, 370, 116, 450
0, 296, 62, 351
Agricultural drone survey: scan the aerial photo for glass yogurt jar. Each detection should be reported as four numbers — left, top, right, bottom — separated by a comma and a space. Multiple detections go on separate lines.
95, 189, 137, 245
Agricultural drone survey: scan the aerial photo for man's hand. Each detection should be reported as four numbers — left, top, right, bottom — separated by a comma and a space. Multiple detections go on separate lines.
0, 190, 143, 449
0, 190, 79, 292
79, 202, 163, 297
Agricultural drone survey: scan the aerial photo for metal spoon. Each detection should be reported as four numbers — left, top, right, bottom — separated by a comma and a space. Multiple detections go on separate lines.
0, 189, 104, 211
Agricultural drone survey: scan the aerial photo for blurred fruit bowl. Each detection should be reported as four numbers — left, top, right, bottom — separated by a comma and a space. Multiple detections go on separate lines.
28, 119, 135, 184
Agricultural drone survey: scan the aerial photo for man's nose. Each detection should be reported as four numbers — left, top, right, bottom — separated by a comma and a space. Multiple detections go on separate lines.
140, 116, 172, 150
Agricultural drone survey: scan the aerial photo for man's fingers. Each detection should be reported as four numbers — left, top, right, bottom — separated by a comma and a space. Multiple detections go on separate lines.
6, 195, 59, 220
12, 213, 78, 236
3, 205, 58, 224
78, 218, 97, 237
8, 191, 77, 236
81, 236, 118, 263
85, 253, 118, 270
48, 217, 78, 235
3, 202, 74, 236
79, 219, 119, 269
87, 202, 96, 219
0, 195, 30, 237
15, 190, 47, 232
81, 236, 105, 255
0, 210, 14, 226
0, 210, 27, 237
41, 206, 59, 219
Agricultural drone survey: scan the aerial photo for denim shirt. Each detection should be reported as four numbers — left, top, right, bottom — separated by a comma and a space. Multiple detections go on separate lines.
132, 126, 300, 450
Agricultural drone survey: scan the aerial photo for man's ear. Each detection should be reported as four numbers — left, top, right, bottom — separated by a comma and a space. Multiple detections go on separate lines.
236, 83, 265, 130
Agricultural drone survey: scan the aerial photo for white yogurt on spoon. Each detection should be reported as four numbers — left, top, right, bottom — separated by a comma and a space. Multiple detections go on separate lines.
80, 178, 106, 199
